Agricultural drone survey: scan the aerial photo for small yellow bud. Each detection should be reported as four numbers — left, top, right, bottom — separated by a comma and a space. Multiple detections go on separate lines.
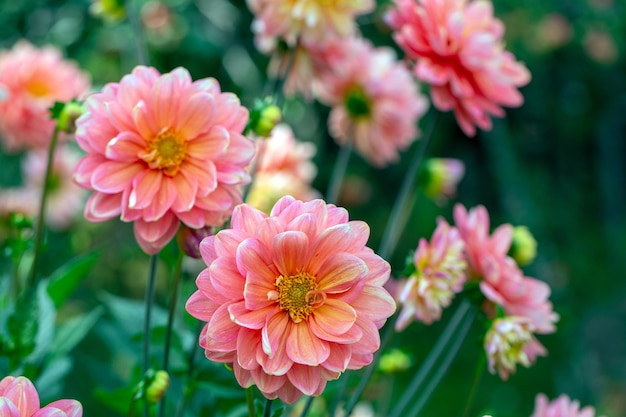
509, 226, 537, 266
255, 104, 282, 137
418, 158, 465, 205
57, 102, 86, 134
145, 370, 170, 403
90, 0, 126, 22
378, 349, 411, 374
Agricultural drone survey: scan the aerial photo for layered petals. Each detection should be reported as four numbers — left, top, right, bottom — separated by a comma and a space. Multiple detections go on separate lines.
0, 377, 82, 417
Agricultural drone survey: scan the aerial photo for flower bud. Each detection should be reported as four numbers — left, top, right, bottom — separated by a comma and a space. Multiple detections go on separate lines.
90, 0, 126, 22
145, 370, 170, 404
418, 158, 465, 204
509, 226, 537, 266
378, 349, 411, 374
57, 102, 86, 134
247, 100, 282, 137
176, 225, 213, 259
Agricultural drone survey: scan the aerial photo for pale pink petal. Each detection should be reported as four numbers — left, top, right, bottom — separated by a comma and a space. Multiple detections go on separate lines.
316, 253, 368, 293
286, 322, 330, 366
44, 401, 82, 417
271, 231, 310, 276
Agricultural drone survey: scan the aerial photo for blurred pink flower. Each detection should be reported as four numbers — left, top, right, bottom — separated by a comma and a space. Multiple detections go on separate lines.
23, 146, 87, 230
73, 66, 254, 254
484, 316, 547, 380
186, 196, 396, 403
316, 37, 429, 167
395, 219, 466, 329
531, 394, 599, 417
256, 124, 317, 183
453, 204, 558, 334
0, 376, 82, 417
246, 171, 320, 215
386, 0, 530, 136
0, 188, 38, 219
0, 41, 90, 152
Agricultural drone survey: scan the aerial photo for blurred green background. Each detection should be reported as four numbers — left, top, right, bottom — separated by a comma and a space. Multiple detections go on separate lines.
0, 0, 624, 416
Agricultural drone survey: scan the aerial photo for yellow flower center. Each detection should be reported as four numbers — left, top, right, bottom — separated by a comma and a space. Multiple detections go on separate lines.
142, 128, 188, 176
26, 80, 50, 97
274, 271, 325, 323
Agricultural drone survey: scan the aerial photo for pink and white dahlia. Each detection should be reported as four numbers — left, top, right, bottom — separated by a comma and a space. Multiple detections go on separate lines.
73, 66, 254, 254
530, 394, 600, 417
386, 0, 530, 136
395, 219, 466, 329
0, 40, 90, 152
256, 124, 317, 183
186, 196, 396, 403
484, 316, 547, 380
316, 37, 429, 167
0, 376, 82, 417
453, 204, 558, 334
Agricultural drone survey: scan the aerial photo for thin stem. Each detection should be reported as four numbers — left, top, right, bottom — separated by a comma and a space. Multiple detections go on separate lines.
263, 398, 273, 417
158, 250, 184, 417
388, 300, 471, 417
405, 308, 476, 417
461, 352, 486, 417
126, 0, 149, 66
246, 387, 256, 417
29, 126, 60, 288
298, 396, 315, 417
378, 112, 439, 260
143, 254, 159, 417
175, 321, 202, 417
325, 143, 352, 205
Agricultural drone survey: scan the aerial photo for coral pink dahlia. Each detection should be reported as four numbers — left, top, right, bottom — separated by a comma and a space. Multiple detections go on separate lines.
531, 394, 599, 417
386, 0, 531, 136
0, 375, 83, 417
186, 196, 396, 403
73, 66, 254, 254
0, 41, 90, 152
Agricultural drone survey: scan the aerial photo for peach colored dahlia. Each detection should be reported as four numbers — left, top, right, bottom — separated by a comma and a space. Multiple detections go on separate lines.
386, 0, 530, 136
186, 196, 396, 403
453, 204, 558, 334
0, 40, 90, 152
73, 66, 254, 254
530, 394, 600, 417
395, 219, 466, 329
0, 376, 82, 417
316, 37, 429, 167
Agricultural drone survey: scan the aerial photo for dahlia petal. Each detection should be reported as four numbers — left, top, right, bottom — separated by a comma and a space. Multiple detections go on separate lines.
285, 213, 318, 241
171, 171, 198, 213
105, 131, 145, 162
310, 316, 363, 343
197, 268, 230, 304
287, 363, 322, 396
178, 158, 217, 196
311, 298, 357, 337
269, 195, 298, 218
142, 177, 177, 221
286, 322, 330, 366
105, 101, 135, 132
207, 302, 238, 343
321, 343, 351, 372
272, 231, 310, 276
216, 164, 251, 185
0, 376, 40, 417
255, 217, 285, 249
84, 192, 122, 221
350, 286, 396, 322
91, 161, 142, 193
186, 290, 219, 321
210, 257, 245, 300
213, 229, 247, 257
187, 125, 228, 158
219, 131, 255, 165
244, 273, 276, 310
151, 72, 180, 129
233, 364, 255, 389
0, 398, 20, 417
236, 238, 276, 279
199, 236, 217, 264
232, 204, 267, 235
356, 249, 391, 286
251, 368, 287, 393
72, 154, 105, 188
237, 328, 262, 370
316, 253, 368, 293
259, 317, 294, 376
129, 169, 162, 210
133, 212, 179, 254
132, 100, 159, 138
178, 93, 216, 139
308, 224, 368, 273
351, 317, 381, 354
273, 382, 304, 404
229, 302, 272, 330
44, 400, 82, 417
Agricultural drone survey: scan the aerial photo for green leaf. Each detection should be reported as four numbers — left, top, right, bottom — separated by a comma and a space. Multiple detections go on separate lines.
7, 287, 39, 358
35, 356, 73, 400
50, 306, 104, 357
48, 101, 66, 120
94, 385, 136, 415
27, 282, 57, 363
47, 252, 99, 309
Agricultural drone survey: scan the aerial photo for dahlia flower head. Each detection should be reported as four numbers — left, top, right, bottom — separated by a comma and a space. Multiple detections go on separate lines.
484, 316, 547, 380
395, 219, 466, 329
315, 37, 429, 167
0, 41, 90, 152
453, 204, 559, 334
386, 0, 531, 136
530, 394, 602, 417
73, 66, 254, 254
0, 376, 82, 417
186, 196, 396, 403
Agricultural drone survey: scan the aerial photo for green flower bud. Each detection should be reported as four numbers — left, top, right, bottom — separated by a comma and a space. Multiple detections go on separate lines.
378, 349, 411, 374
509, 226, 537, 266
247, 100, 282, 137
145, 370, 170, 404
57, 102, 86, 134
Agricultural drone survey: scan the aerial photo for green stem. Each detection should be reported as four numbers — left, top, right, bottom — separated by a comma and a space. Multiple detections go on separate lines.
263, 398, 273, 417
126, 0, 149, 66
461, 352, 486, 417
29, 125, 60, 289
378, 112, 439, 260
388, 300, 471, 417
298, 396, 315, 417
325, 143, 352, 205
143, 254, 158, 417
246, 387, 256, 417
175, 321, 202, 417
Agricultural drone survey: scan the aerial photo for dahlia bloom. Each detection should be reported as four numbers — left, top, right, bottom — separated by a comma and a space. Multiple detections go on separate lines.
186, 196, 396, 403
73, 66, 254, 254
453, 204, 558, 334
396, 219, 466, 329
316, 37, 429, 167
256, 124, 317, 183
0, 41, 90, 152
530, 394, 600, 417
0, 376, 82, 417
386, 0, 531, 136
246, 171, 320, 215
484, 316, 547, 380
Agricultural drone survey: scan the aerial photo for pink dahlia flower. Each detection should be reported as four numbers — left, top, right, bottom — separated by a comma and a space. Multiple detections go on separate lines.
453, 204, 558, 334
0, 376, 82, 417
73, 66, 254, 254
395, 219, 466, 329
256, 124, 317, 183
386, 0, 531, 136
316, 37, 429, 167
186, 196, 396, 403
0, 40, 90, 152
531, 394, 600, 417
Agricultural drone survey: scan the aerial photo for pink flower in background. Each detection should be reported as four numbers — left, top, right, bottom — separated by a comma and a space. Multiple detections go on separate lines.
256, 124, 317, 183
0, 376, 82, 417
316, 37, 429, 167
531, 394, 599, 417
386, 0, 530, 136
246, 171, 320, 215
23, 146, 87, 230
0, 188, 38, 219
73, 65, 254, 254
0, 41, 90, 152
395, 219, 466, 329
186, 196, 396, 403
484, 316, 547, 380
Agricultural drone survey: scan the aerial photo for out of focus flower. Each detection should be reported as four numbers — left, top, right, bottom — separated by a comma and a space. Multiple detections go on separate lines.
73, 66, 254, 254
248, 100, 282, 137
418, 158, 465, 204
186, 196, 396, 403
0, 188, 38, 219
141, 1, 188, 49
530, 394, 600, 417
0, 375, 83, 417
386, 0, 530, 136
246, 171, 320, 215
583, 28, 618, 65
0, 41, 90, 152
145, 370, 170, 404
177, 225, 213, 259
335, 402, 376, 417
395, 219, 466, 329
484, 316, 547, 380
531, 14, 573, 52
90, 0, 126, 22
378, 349, 411, 373
509, 225, 537, 266
316, 37, 429, 167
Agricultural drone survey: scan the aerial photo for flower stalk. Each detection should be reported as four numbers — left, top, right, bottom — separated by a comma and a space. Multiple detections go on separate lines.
143, 254, 158, 417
